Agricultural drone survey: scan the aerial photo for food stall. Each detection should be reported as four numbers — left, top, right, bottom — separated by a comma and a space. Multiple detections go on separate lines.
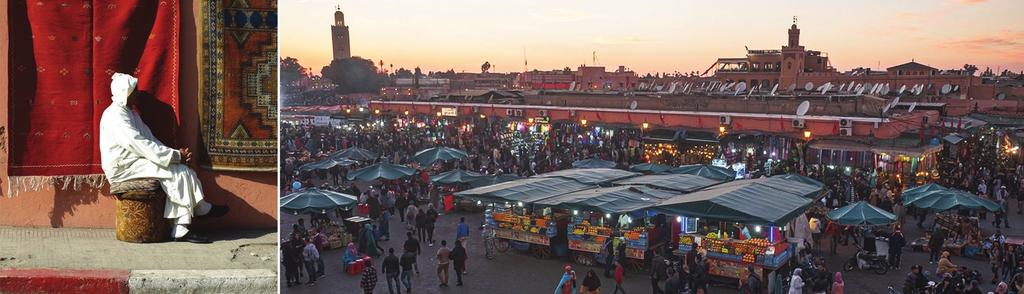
651, 175, 824, 287
533, 185, 679, 269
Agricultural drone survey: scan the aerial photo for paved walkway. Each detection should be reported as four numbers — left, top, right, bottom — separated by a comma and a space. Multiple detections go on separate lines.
0, 227, 277, 271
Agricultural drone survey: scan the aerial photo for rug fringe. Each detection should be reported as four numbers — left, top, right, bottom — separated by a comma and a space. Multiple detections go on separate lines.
6, 174, 107, 198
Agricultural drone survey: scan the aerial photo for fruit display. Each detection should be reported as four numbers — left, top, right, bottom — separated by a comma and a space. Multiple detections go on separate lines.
679, 235, 695, 245
742, 254, 756, 263
623, 227, 646, 240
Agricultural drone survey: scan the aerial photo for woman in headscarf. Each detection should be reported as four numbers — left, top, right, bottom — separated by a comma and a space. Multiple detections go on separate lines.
343, 242, 360, 270
995, 281, 1009, 294
554, 265, 577, 294
788, 268, 804, 294
360, 223, 382, 258
581, 269, 601, 294
830, 272, 844, 294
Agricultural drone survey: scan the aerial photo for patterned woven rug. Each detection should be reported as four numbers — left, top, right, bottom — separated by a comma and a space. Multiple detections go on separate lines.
7, 0, 180, 194
199, 0, 278, 171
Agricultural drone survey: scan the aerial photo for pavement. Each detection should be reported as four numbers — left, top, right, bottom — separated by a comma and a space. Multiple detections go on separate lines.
0, 227, 278, 293
281, 193, 1024, 294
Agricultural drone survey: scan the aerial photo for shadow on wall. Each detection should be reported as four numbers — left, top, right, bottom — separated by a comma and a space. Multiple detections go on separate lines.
192, 170, 278, 230
50, 186, 108, 228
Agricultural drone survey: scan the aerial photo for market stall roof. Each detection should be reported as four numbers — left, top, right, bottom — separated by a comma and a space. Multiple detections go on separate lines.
571, 157, 617, 169
468, 174, 522, 188
413, 146, 469, 166
330, 147, 378, 161
534, 186, 679, 214
903, 186, 1003, 212
809, 139, 872, 152
826, 201, 896, 226
430, 169, 484, 184
535, 168, 639, 185
969, 113, 1024, 127
346, 162, 416, 181
871, 144, 942, 157
628, 163, 673, 174
296, 157, 357, 172
669, 164, 736, 181
773, 174, 825, 192
613, 174, 725, 193
650, 176, 823, 225
454, 177, 596, 204
280, 188, 359, 214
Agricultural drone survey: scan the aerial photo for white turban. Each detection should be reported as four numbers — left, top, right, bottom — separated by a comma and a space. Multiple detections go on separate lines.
110, 73, 138, 108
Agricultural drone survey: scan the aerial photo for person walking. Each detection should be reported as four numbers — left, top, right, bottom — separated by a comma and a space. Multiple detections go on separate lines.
416, 208, 428, 245
302, 238, 320, 285
403, 232, 421, 274
426, 204, 439, 246
451, 240, 468, 286
582, 269, 602, 294
400, 249, 416, 293
554, 265, 577, 294
360, 258, 378, 294
380, 210, 391, 242
396, 193, 409, 223
436, 240, 451, 287
889, 228, 906, 269
404, 203, 418, 232
456, 217, 470, 243
788, 268, 804, 294
650, 251, 668, 294
382, 248, 402, 294
613, 261, 626, 294
282, 235, 301, 287
831, 272, 844, 294
929, 229, 946, 264
741, 266, 761, 294
603, 237, 616, 278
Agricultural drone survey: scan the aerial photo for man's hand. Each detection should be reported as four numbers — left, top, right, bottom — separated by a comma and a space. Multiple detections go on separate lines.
179, 148, 193, 164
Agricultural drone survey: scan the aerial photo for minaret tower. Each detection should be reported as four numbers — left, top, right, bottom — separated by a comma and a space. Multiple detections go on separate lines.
331, 4, 351, 60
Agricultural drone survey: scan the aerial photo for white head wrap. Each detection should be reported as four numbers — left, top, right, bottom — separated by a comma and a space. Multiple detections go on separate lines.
110, 73, 138, 108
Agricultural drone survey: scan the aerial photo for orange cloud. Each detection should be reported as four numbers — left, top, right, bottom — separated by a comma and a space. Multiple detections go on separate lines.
958, 0, 989, 4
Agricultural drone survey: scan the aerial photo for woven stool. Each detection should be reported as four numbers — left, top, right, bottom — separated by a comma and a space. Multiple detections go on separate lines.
111, 179, 170, 243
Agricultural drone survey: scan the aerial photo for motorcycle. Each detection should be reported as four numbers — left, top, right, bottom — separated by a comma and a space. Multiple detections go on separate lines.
844, 250, 889, 275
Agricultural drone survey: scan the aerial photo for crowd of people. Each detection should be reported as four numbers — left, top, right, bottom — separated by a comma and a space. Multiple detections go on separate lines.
279, 114, 1024, 293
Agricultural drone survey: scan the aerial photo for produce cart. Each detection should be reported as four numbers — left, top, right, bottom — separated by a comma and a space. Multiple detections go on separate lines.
488, 205, 556, 259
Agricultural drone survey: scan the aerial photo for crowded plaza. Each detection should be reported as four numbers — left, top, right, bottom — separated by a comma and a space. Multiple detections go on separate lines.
278, 107, 1024, 294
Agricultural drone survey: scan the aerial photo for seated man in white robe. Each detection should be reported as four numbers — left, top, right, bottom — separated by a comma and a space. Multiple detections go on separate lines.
99, 73, 228, 243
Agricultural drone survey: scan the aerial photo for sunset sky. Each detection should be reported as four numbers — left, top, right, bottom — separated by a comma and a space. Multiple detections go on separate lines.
281, 0, 1024, 75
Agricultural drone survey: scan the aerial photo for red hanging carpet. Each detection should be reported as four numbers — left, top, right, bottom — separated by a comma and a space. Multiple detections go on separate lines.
198, 0, 278, 171
8, 0, 180, 194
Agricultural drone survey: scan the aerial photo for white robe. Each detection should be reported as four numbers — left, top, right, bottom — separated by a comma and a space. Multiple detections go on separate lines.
99, 73, 204, 225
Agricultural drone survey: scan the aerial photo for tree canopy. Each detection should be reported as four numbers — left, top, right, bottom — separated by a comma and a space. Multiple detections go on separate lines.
321, 57, 384, 94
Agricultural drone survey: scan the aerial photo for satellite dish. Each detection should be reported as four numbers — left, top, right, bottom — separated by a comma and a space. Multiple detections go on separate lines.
881, 84, 891, 96
736, 82, 747, 93
856, 85, 866, 95
787, 83, 797, 92
997, 93, 1006, 100
864, 83, 873, 91
941, 84, 952, 94
898, 85, 907, 95
870, 83, 880, 95
796, 101, 811, 116
890, 96, 900, 109
952, 85, 959, 92
908, 102, 918, 113
820, 83, 830, 95
914, 85, 923, 95
838, 83, 847, 92
882, 103, 891, 115
770, 83, 779, 96
629, 100, 638, 110
804, 82, 814, 91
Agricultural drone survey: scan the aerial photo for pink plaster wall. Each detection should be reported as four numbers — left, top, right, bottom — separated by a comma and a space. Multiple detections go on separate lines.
0, 0, 278, 229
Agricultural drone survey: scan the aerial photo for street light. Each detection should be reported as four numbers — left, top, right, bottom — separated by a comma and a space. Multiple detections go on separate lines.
374, 109, 380, 114
403, 110, 409, 115
479, 114, 486, 119
528, 118, 534, 124
580, 119, 588, 126
642, 122, 649, 129
436, 112, 442, 117
803, 130, 812, 139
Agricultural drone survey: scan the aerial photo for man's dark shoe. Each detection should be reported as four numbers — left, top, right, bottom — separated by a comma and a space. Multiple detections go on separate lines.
201, 204, 230, 218
175, 231, 212, 244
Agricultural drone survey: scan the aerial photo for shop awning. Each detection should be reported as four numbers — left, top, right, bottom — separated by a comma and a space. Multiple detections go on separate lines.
534, 186, 679, 214
772, 174, 825, 194
454, 177, 596, 204
650, 176, 823, 225
809, 140, 872, 152
681, 130, 720, 144
871, 144, 942, 157
535, 168, 639, 185
613, 174, 725, 193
